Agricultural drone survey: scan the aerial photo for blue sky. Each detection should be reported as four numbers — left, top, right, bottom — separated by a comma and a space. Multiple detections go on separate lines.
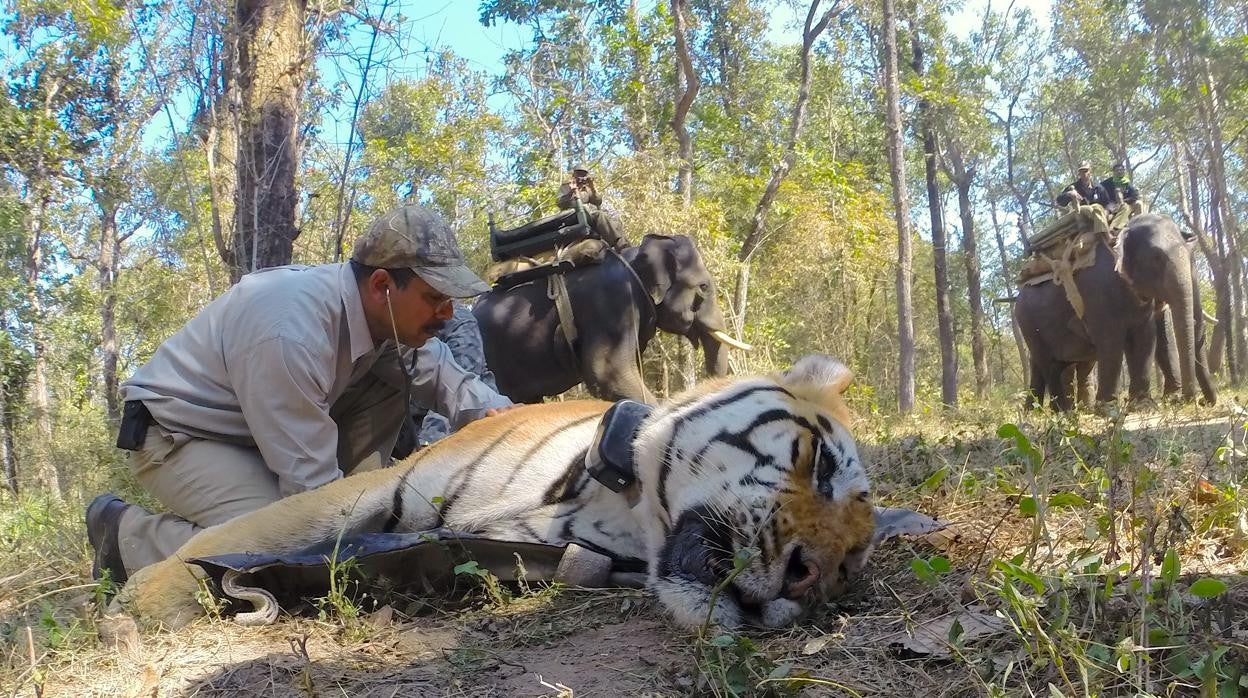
316, 0, 1052, 149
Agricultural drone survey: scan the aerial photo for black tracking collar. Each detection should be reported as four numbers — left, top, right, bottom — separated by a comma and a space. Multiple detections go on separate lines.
585, 400, 653, 492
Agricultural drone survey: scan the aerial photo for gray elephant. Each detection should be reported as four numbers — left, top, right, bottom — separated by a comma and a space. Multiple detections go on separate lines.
473, 234, 748, 403
1015, 214, 1216, 409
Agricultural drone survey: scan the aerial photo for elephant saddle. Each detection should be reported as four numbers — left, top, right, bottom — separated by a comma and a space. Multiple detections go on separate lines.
486, 238, 611, 289
1019, 205, 1121, 319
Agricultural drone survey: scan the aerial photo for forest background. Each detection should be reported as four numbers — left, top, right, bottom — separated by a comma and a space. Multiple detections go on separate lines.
0, 0, 1245, 504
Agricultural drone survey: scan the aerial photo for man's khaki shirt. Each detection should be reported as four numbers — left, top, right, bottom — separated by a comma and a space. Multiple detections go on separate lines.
120, 263, 510, 496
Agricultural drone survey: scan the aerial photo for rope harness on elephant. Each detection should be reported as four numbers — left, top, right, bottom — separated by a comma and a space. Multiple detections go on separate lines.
1018, 200, 1145, 319
510, 240, 657, 384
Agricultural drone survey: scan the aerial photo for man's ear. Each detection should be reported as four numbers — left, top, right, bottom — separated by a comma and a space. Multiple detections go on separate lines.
366, 269, 392, 303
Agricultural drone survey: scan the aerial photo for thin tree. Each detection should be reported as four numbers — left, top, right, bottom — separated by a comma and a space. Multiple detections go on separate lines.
943, 141, 989, 398
882, 0, 915, 413
672, 0, 699, 208
910, 23, 957, 407
732, 0, 847, 334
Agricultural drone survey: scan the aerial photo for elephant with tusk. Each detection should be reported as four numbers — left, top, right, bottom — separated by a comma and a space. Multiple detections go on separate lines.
474, 234, 749, 403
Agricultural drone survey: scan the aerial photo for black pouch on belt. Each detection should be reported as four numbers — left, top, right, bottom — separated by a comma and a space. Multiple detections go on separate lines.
116, 400, 153, 451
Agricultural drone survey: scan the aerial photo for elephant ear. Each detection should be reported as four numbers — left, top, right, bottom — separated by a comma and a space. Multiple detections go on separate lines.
777, 354, 854, 427
636, 235, 672, 305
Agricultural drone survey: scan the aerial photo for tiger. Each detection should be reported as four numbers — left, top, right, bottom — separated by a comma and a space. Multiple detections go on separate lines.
114, 353, 875, 630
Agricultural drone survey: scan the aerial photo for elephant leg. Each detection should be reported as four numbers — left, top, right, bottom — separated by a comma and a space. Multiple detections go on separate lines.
1075, 361, 1094, 408
1154, 308, 1181, 396
1041, 363, 1074, 412
1094, 339, 1127, 404
1125, 319, 1156, 404
1025, 358, 1047, 410
1192, 283, 1218, 405
1053, 364, 1077, 412
583, 342, 654, 403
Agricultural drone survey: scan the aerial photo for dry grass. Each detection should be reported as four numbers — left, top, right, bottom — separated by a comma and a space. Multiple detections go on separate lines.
3, 399, 1248, 697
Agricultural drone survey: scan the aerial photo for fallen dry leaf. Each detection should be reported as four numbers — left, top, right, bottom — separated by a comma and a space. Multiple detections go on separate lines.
801, 632, 843, 655
1195, 479, 1221, 504
368, 604, 395, 628
889, 611, 1006, 658
873, 507, 946, 546
97, 613, 142, 654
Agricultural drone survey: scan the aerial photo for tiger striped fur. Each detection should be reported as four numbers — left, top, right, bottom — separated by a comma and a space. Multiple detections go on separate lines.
115, 354, 874, 630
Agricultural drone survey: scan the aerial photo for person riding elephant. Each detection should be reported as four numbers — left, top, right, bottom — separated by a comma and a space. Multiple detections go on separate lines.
1015, 214, 1216, 410
557, 168, 629, 251
1101, 162, 1140, 212
1055, 161, 1109, 208
473, 233, 749, 404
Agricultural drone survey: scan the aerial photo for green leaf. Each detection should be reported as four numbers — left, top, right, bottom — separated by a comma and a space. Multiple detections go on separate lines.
733, 547, 757, 569
1161, 548, 1180, 586
1019, 496, 1037, 517
920, 466, 949, 493
710, 633, 736, 647
1047, 492, 1088, 508
930, 556, 951, 574
768, 662, 793, 680
453, 560, 483, 577
995, 558, 1045, 594
948, 618, 965, 647
911, 558, 936, 584
1189, 578, 1228, 599
431, 496, 444, 505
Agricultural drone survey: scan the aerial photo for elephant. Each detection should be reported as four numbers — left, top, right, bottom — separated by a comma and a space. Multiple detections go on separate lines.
473, 233, 748, 403
1014, 214, 1216, 410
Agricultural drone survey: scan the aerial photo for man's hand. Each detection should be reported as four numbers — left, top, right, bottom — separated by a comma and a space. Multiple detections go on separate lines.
485, 404, 522, 418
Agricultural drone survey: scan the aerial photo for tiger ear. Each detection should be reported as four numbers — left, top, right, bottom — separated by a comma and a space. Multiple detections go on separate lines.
778, 354, 854, 425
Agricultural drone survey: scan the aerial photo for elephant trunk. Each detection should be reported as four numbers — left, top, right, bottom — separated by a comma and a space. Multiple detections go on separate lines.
699, 330, 730, 377
1171, 262, 1199, 402
1189, 255, 1218, 404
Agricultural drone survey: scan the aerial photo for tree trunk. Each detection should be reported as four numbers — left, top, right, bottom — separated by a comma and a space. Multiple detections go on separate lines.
203, 23, 239, 278
991, 203, 1028, 374
232, 0, 307, 280
910, 31, 956, 407
883, 0, 915, 413
0, 376, 14, 495
732, 0, 846, 333
951, 158, 988, 398
622, 0, 652, 152
22, 190, 61, 500
1202, 58, 1244, 383
98, 200, 122, 425
671, 0, 698, 208
1174, 140, 1227, 377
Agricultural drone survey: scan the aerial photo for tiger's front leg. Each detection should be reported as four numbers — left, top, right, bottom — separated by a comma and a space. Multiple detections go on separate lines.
114, 465, 432, 629
646, 506, 748, 629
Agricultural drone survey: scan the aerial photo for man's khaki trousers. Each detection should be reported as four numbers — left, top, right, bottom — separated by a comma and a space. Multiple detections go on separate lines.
117, 369, 406, 574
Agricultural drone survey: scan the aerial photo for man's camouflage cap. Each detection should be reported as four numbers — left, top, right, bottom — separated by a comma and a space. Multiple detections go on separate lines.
352, 205, 490, 297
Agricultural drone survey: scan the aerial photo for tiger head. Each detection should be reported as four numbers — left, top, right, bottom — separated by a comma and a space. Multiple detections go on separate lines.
633, 354, 874, 628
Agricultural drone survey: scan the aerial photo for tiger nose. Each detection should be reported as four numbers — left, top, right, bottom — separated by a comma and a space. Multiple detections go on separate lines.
782, 547, 820, 599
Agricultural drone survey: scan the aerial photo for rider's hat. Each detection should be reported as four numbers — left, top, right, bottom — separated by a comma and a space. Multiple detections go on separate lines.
1077, 161, 1091, 172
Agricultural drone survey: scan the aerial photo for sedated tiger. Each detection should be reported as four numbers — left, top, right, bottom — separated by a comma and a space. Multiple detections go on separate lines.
115, 353, 875, 630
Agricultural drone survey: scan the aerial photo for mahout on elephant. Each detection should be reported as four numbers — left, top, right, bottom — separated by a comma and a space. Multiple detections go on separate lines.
1014, 213, 1216, 410
474, 233, 747, 403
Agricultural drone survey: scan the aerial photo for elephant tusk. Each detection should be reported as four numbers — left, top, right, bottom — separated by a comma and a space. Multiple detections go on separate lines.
711, 330, 754, 352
